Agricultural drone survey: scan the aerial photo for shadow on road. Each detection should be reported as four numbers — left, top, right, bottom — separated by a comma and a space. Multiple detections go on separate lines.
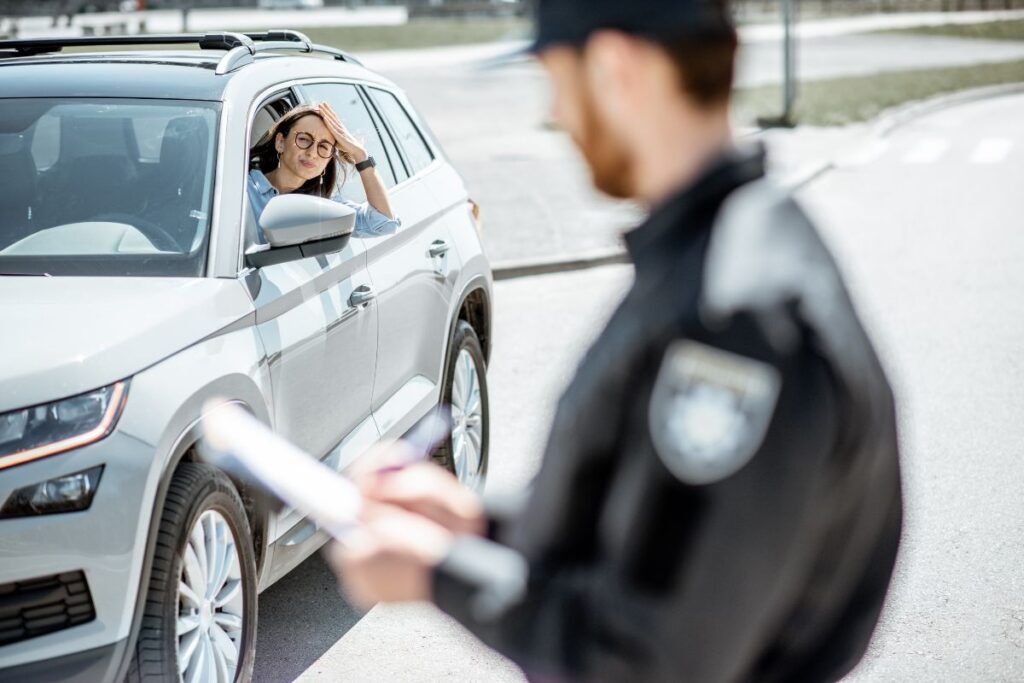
254, 549, 364, 681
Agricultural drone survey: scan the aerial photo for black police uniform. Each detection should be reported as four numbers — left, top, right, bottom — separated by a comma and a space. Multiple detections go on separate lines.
432, 146, 903, 683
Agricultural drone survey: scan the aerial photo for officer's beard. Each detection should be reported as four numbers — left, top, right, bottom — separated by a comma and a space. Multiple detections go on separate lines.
573, 79, 636, 200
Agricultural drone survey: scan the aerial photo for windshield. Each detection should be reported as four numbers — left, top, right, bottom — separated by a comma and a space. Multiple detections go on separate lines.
0, 98, 219, 276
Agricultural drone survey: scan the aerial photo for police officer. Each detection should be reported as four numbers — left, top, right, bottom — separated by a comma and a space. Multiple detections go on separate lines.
330, 1, 903, 681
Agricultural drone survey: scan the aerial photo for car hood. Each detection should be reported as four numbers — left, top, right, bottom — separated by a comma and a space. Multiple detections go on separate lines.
0, 278, 254, 413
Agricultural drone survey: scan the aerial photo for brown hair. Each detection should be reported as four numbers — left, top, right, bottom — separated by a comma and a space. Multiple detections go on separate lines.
659, 29, 738, 108
249, 104, 355, 198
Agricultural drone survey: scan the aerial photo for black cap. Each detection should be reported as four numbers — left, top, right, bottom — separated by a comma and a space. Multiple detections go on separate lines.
529, 0, 735, 54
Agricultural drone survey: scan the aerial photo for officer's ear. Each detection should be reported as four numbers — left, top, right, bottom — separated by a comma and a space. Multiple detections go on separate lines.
583, 31, 649, 131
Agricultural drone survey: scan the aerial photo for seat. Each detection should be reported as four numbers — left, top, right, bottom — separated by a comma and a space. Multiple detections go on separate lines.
0, 144, 38, 249
141, 116, 211, 251
36, 154, 138, 229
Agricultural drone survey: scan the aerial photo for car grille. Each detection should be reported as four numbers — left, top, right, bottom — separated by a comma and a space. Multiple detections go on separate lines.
0, 571, 95, 647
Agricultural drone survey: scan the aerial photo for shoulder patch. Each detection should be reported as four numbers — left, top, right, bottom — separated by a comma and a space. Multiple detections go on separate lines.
649, 340, 781, 485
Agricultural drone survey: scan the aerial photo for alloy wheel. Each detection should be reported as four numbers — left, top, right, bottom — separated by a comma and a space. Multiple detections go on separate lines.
450, 347, 485, 491
176, 509, 245, 683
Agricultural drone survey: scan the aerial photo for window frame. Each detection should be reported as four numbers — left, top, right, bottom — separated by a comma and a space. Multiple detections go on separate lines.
234, 77, 437, 276
356, 85, 409, 184
237, 85, 301, 275
363, 86, 439, 179
294, 80, 403, 195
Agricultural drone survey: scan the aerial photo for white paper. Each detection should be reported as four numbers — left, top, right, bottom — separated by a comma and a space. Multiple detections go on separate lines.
199, 402, 452, 544
201, 402, 362, 541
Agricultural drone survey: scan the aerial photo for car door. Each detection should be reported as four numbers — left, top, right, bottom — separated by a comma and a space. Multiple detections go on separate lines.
241, 94, 380, 549
300, 82, 458, 440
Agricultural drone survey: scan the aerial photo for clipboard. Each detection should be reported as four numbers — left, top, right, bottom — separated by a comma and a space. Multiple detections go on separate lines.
200, 401, 450, 543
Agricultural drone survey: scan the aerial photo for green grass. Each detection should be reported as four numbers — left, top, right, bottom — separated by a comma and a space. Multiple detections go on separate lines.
51, 18, 530, 54
299, 18, 530, 52
883, 18, 1024, 41
735, 58, 1024, 126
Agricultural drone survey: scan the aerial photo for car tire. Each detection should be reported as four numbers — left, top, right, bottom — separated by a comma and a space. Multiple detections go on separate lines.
434, 320, 489, 491
127, 463, 257, 682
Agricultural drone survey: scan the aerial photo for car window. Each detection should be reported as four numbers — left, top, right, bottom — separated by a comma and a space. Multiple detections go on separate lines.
359, 87, 408, 185
243, 94, 296, 256
302, 83, 397, 203
367, 88, 434, 175
0, 98, 219, 277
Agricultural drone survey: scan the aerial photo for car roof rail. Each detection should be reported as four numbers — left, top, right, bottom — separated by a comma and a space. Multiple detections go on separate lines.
0, 30, 363, 72
215, 30, 363, 74
0, 32, 253, 58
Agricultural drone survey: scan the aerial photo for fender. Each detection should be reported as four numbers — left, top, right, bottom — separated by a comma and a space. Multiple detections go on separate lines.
110, 397, 271, 683
444, 274, 492, 371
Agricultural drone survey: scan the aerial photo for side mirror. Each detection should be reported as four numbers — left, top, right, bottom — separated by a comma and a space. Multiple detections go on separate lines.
245, 194, 355, 268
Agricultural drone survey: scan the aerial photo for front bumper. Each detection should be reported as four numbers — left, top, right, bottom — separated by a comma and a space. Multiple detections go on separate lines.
0, 429, 153, 671
0, 638, 126, 683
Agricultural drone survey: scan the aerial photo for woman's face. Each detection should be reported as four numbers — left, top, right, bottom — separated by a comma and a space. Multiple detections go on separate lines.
274, 113, 336, 183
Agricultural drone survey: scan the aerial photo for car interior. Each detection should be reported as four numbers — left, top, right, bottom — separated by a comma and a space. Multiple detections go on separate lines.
0, 100, 216, 256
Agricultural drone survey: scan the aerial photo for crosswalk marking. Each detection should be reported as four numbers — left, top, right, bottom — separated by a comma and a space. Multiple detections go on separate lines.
970, 138, 1014, 164
836, 138, 890, 169
902, 138, 950, 165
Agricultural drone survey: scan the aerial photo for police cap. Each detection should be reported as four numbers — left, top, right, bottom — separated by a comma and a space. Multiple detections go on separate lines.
530, 0, 735, 53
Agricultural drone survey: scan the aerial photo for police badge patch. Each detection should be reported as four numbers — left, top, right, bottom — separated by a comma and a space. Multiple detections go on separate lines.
649, 340, 781, 485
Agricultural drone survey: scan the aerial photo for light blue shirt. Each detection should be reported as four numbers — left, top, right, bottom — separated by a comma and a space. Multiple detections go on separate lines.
247, 169, 400, 241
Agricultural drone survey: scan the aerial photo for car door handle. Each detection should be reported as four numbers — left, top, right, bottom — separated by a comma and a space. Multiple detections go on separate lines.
348, 285, 375, 307
428, 240, 450, 258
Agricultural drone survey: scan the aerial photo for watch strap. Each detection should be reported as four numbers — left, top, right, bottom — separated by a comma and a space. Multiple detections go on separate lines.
355, 156, 376, 172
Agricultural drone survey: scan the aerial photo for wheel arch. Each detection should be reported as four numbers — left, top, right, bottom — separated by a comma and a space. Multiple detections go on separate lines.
114, 378, 272, 682
453, 276, 492, 366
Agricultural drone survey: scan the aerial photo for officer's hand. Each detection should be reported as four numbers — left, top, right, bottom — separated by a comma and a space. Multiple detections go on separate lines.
327, 501, 452, 609
360, 462, 486, 537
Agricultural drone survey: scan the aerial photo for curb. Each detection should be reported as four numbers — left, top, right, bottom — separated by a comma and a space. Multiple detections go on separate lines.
870, 81, 1024, 139
492, 248, 630, 281
491, 80, 1024, 282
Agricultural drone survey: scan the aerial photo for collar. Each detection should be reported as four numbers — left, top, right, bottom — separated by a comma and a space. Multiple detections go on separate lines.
249, 169, 278, 197
624, 143, 766, 272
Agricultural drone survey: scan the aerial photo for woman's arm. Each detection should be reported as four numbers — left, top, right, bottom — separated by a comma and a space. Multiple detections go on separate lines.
318, 102, 396, 220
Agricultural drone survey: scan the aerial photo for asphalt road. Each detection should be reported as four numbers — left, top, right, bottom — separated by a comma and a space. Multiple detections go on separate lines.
804, 92, 1024, 683
254, 92, 1024, 681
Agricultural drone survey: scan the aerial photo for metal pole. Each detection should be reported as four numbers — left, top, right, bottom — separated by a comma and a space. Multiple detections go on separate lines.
782, 0, 796, 126
756, 0, 797, 128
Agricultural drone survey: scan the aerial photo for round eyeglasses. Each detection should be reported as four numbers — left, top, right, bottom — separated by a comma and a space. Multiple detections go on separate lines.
293, 131, 336, 159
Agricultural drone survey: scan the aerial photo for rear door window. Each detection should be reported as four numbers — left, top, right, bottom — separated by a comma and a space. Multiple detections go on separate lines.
366, 88, 435, 176
301, 82, 398, 203
359, 87, 408, 184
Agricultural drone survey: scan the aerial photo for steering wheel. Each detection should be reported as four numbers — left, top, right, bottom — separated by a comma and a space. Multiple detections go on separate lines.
85, 213, 184, 253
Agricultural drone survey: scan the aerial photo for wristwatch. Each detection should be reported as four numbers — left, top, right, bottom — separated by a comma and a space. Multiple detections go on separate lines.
355, 156, 376, 172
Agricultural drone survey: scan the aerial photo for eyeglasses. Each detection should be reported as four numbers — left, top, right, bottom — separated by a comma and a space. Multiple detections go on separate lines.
293, 131, 336, 159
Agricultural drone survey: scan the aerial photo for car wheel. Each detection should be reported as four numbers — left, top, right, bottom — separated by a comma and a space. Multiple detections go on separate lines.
435, 320, 489, 492
127, 463, 257, 682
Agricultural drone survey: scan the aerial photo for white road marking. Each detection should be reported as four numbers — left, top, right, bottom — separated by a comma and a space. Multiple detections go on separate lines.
970, 138, 1014, 164
836, 138, 890, 169
902, 138, 950, 165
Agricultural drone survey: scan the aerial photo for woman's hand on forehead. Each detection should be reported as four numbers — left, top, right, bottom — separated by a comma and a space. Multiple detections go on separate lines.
316, 102, 367, 163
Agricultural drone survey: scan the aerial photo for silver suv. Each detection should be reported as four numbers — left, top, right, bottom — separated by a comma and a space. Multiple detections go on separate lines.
0, 31, 492, 681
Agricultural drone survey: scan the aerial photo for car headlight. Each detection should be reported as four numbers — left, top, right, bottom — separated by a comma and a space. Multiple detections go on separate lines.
0, 381, 128, 471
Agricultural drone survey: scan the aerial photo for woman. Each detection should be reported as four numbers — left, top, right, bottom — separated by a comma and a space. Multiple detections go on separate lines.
248, 102, 399, 239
